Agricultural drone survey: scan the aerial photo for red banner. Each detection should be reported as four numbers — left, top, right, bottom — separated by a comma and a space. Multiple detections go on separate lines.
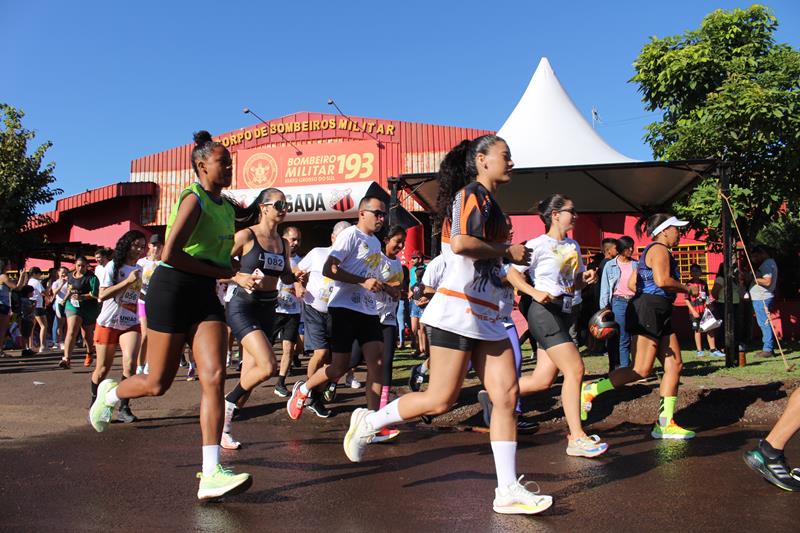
236, 140, 380, 189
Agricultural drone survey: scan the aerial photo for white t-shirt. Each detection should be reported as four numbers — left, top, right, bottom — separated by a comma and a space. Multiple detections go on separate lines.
27, 278, 45, 309
96, 260, 142, 330
513, 235, 585, 298
136, 257, 160, 303
298, 246, 335, 313
52, 278, 69, 306
376, 255, 404, 326
327, 225, 383, 316
94, 264, 106, 285
276, 254, 302, 315
421, 255, 447, 289
749, 258, 778, 301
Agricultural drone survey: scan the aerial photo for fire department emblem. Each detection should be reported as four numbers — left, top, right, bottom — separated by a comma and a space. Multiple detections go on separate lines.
329, 189, 354, 212
242, 153, 278, 189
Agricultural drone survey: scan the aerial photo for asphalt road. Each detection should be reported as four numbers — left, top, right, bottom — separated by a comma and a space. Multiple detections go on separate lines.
1, 351, 799, 532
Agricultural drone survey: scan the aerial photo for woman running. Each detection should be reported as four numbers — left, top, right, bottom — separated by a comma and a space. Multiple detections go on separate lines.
341, 135, 553, 515
580, 213, 698, 439
0, 261, 26, 358
505, 194, 608, 457
221, 187, 302, 450
90, 230, 146, 423
371, 225, 406, 443
60, 257, 99, 369
135, 234, 163, 374
89, 131, 252, 501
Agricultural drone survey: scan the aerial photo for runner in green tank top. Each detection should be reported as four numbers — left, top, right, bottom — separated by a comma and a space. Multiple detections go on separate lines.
88, 131, 260, 501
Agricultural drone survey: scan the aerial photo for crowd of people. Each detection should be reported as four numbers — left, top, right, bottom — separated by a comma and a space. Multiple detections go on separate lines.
1, 130, 797, 511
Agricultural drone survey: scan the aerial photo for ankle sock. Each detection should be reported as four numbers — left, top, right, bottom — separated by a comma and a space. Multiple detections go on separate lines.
277, 374, 286, 386
491, 441, 517, 489
299, 382, 309, 395
105, 386, 120, 406
657, 396, 677, 427
225, 383, 247, 404
590, 378, 614, 397
365, 398, 403, 430
202, 445, 220, 477
760, 439, 782, 460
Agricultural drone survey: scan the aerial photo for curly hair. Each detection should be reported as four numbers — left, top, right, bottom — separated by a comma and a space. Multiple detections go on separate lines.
434, 135, 503, 231
111, 230, 146, 283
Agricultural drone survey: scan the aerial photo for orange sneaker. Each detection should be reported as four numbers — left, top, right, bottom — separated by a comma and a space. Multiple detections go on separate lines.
84, 353, 94, 367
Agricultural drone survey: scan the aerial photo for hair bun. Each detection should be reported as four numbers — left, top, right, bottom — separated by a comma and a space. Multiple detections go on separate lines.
193, 130, 213, 146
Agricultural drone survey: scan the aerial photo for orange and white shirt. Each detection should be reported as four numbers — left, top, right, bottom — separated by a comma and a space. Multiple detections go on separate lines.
421, 181, 510, 341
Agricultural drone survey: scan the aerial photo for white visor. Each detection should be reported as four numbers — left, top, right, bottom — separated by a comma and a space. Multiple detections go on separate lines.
651, 216, 689, 237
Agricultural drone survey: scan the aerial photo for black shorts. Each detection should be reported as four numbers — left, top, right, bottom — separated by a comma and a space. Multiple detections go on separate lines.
329, 307, 382, 353
272, 313, 301, 344
427, 325, 478, 352
35, 307, 46, 318
690, 315, 703, 332
226, 288, 277, 342
145, 266, 226, 334
303, 304, 332, 351
526, 300, 573, 350
21, 319, 34, 338
627, 293, 674, 339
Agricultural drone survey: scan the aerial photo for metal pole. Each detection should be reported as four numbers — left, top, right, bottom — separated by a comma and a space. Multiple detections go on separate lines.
388, 177, 399, 228
720, 162, 737, 367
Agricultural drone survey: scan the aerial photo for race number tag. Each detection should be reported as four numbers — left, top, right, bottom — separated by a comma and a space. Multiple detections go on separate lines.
561, 295, 573, 314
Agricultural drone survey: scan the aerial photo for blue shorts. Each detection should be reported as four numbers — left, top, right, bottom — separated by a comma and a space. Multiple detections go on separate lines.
410, 301, 424, 319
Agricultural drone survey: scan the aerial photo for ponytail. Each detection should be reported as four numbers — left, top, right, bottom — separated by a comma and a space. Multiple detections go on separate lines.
225, 187, 284, 230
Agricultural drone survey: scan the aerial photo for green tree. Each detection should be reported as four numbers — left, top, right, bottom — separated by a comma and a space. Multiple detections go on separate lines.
631, 5, 800, 246
0, 103, 62, 262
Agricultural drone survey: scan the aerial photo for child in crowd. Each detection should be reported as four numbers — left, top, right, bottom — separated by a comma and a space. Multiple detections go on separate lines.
686, 264, 723, 358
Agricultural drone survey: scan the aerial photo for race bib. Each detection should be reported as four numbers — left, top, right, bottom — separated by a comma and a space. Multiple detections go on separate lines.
561, 295, 573, 314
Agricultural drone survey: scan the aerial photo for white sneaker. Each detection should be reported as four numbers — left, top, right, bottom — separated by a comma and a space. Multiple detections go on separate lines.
478, 390, 493, 427
343, 408, 375, 462
143, 363, 149, 375
220, 432, 241, 450
493, 476, 553, 515
345, 374, 361, 389
136, 366, 144, 375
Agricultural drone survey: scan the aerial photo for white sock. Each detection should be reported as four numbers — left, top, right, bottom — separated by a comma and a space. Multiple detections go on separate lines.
491, 441, 517, 490
420, 360, 429, 375
299, 382, 309, 395
365, 398, 404, 430
105, 387, 120, 406
202, 445, 220, 477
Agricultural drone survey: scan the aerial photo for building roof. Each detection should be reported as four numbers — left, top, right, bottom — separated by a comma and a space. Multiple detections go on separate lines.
30, 182, 157, 228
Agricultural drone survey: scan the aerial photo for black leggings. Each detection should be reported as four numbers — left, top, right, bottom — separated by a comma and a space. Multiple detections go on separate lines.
348, 324, 396, 385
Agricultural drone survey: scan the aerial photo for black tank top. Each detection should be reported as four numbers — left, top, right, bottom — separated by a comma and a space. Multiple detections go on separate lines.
69, 273, 94, 295
239, 228, 286, 277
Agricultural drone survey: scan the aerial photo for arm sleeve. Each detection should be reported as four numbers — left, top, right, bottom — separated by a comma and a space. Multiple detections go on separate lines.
450, 189, 487, 239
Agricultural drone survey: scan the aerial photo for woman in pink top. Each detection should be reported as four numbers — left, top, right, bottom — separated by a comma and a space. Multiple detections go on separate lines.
599, 236, 637, 369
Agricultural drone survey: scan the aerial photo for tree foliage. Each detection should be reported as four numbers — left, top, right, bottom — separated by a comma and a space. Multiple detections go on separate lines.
631, 5, 800, 246
0, 103, 62, 261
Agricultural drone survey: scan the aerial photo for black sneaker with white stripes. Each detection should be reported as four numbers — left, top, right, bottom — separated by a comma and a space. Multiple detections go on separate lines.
743, 441, 800, 491
306, 397, 331, 418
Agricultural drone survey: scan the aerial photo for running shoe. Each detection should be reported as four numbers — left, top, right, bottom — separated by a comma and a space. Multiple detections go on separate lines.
292, 354, 302, 369
373, 427, 400, 443
343, 408, 375, 462
83, 353, 93, 367
493, 476, 553, 515
710, 349, 725, 358
0, 351, 6, 358
22, 349, 35, 357
221, 432, 242, 450
38, 346, 47, 354
117, 405, 137, 423
743, 445, 800, 491
517, 418, 539, 434
346, 375, 362, 389
307, 397, 331, 418
566, 435, 609, 458
89, 379, 118, 432
186, 366, 197, 381
696, 351, 706, 357
287, 381, 308, 420
196, 465, 252, 501
478, 390, 493, 427
323, 382, 337, 403
420, 414, 434, 424
57, 357, 70, 369
143, 363, 149, 375
580, 381, 594, 422
651, 420, 695, 439
274, 382, 290, 397
136, 366, 144, 375
408, 364, 425, 392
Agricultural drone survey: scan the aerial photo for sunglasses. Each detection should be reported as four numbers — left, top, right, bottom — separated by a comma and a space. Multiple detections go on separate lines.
558, 208, 577, 216
362, 209, 386, 219
263, 200, 288, 212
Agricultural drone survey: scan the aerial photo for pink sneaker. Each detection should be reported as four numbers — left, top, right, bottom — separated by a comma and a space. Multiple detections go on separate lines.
287, 381, 308, 420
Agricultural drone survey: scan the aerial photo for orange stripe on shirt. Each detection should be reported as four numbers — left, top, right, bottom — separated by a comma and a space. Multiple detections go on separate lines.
437, 287, 499, 311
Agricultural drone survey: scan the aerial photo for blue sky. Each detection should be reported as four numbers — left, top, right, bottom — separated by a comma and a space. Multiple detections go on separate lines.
4, 1, 799, 208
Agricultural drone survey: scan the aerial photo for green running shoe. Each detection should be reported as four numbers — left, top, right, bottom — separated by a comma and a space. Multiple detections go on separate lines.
89, 379, 118, 432
651, 420, 695, 440
743, 444, 800, 492
196, 465, 253, 501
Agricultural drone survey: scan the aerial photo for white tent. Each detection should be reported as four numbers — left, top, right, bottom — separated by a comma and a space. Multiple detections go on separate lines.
400, 57, 716, 214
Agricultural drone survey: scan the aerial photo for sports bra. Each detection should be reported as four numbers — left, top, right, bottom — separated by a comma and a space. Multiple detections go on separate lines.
239, 228, 287, 278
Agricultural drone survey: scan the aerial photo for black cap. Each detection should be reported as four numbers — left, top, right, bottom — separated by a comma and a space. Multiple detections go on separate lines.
149, 234, 164, 245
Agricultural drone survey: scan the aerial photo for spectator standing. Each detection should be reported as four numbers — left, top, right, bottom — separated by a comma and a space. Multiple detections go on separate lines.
599, 236, 637, 370
0, 261, 26, 357
747, 245, 778, 358
26, 267, 49, 353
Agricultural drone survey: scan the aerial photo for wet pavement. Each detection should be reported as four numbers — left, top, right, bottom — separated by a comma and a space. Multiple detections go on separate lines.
1, 352, 799, 532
